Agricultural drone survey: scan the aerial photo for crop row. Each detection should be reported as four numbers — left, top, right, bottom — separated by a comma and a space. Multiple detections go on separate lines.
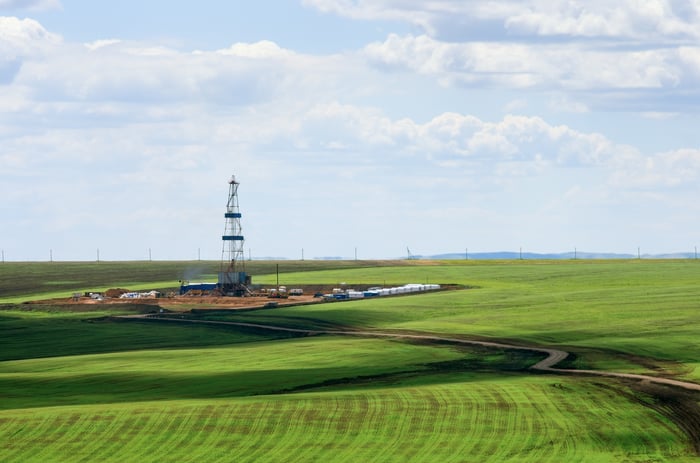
0, 375, 691, 462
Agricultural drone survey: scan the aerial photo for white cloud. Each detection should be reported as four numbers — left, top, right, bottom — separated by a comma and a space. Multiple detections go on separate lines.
84, 39, 121, 51
0, 16, 60, 52
0, 16, 60, 84
4, 14, 699, 114
0, 17, 690, 188
305, 0, 700, 41
5, 27, 360, 110
297, 3, 700, 113
2, 14, 699, 258
217, 40, 295, 59
364, 33, 694, 92
269, 105, 684, 192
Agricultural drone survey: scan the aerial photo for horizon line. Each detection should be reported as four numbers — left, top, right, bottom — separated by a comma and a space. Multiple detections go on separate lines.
1, 249, 698, 263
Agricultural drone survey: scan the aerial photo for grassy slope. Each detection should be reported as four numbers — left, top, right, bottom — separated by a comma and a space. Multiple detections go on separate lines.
0, 261, 198, 301
1, 376, 689, 463
0, 308, 305, 363
1, 260, 699, 462
0, 336, 466, 410
0, 320, 692, 462
244, 260, 700, 378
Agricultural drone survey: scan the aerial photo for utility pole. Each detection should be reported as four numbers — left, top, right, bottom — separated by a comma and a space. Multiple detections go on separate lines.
198, 248, 201, 261
149, 248, 152, 262
50, 249, 53, 262
97, 248, 100, 263
355, 247, 357, 261
1, 249, 4, 263
519, 247, 522, 260
638, 247, 641, 259
301, 248, 304, 261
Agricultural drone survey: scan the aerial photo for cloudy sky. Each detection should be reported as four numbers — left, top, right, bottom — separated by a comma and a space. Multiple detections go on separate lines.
2, 0, 700, 261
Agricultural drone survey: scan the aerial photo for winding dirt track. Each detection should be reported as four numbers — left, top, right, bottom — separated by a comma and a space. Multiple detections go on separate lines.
127, 314, 700, 392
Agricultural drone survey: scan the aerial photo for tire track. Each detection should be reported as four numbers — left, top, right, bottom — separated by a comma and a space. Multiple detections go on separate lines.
120, 314, 700, 392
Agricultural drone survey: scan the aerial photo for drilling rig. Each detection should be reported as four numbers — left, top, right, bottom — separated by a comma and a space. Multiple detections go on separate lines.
218, 174, 251, 296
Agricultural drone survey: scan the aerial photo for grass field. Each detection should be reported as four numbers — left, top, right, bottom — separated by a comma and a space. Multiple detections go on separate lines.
0, 260, 408, 303
1, 376, 690, 463
1, 259, 699, 461
241, 260, 700, 378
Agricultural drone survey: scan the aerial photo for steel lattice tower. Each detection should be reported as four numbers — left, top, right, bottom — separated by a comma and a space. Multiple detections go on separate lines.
222, 175, 244, 270
219, 174, 248, 294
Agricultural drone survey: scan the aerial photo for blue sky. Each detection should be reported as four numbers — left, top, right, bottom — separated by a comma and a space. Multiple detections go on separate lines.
2, 0, 700, 260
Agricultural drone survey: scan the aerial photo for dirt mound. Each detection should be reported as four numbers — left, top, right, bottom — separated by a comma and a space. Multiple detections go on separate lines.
105, 288, 130, 298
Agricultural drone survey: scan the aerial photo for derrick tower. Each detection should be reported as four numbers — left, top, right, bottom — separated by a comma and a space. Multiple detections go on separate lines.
218, 174, 249, 295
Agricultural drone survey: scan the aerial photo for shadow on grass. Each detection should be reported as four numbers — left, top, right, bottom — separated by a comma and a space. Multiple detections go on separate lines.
0, 347, 543, 411
0, 313, 297, 362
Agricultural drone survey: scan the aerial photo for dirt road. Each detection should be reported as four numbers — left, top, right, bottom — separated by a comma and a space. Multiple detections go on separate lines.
124, 314, 700, 392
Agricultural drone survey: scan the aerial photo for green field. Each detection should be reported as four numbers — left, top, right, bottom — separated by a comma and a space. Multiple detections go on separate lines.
1, 259, 700, 461
0, 260, 406, 303
243, 260, 700, 378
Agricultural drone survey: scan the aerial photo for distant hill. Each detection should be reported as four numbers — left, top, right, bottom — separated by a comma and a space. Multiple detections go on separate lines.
417, 251, 698, 260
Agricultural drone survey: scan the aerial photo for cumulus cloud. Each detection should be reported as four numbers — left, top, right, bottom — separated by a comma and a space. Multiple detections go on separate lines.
363, 33, 695, 92
309, 1, 700, 111
279, 104, 688, 192
5, 13, 699, 114
2, 14, 699, 258
304, 0, 700, 42
302, 2, 700, 113
0, 16, 60, 86
1, 15, 691, 190
2, 20, 367, 113
503, 0, 700, 40
217, 40, 295, 59
0, 16, 60, 52
83, 39, 121, 52
2, 22, 688, 193
417, 114, 623, 168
